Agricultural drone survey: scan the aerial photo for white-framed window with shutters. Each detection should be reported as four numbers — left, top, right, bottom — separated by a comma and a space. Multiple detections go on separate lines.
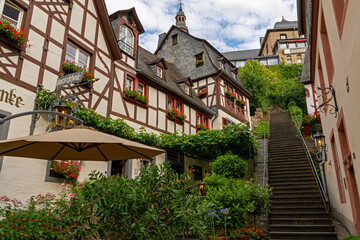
119, 25, 134, 56
65, 42, 89, 68
0, 0, 23, 29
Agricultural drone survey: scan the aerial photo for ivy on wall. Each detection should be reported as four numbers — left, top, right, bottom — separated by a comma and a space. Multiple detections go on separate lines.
37, 87, 258, 161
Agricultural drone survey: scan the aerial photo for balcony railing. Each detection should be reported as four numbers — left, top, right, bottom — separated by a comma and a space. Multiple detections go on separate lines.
118, 40, 136, 58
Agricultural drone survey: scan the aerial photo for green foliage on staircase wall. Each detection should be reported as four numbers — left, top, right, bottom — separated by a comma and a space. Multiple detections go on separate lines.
256, 121, 270, 139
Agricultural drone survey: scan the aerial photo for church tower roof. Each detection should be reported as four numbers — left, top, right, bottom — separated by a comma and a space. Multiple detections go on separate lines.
175, 1, 188, 33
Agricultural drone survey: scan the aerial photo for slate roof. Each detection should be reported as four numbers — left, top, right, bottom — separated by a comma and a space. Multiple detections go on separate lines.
137, 46, 216, 116
274, 17, 298, 29
222, 49, 260, 61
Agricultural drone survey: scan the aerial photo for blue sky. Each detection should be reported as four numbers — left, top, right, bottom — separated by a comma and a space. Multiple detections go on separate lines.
104, 0, 298, 53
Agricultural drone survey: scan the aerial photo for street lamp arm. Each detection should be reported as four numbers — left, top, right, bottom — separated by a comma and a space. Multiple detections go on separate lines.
0, 110, 84, 125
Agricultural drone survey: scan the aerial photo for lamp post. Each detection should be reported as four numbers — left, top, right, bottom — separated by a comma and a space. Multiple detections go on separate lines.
313, 130, 328, 196
198, 181, 205, 197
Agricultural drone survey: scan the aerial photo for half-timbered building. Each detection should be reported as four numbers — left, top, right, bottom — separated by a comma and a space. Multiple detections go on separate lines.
0, 1, 251, 201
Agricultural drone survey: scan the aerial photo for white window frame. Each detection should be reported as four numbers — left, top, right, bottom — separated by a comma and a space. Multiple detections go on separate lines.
138, 82, 144, 95
126, 76, 134, 91
119, 25, 134, 56
65, 42, 90, 68
156, 65, 163, 79
0, 0, 24, 29
184, 84, 190, 95
287, 56, 292, 64
297, 55, 302, 63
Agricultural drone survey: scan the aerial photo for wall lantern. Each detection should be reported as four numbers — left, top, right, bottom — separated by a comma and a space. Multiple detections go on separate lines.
52, 104, 73, 128
198, 181, 206, 197
313, 130, 325, 150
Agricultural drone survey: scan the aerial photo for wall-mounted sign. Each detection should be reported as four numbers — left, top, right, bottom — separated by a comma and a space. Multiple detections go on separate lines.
0, 88, 24, 108
283, 48, 307, 55
56, 69, 86, 89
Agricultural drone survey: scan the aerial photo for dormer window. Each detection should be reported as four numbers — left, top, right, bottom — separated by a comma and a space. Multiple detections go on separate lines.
0, 1, 23, 29
195, 53, 204, 67
184, 84, 190, 95
119, 25, 134, 57
172, 34, 178, 45
280, 34, 287, 39
156, 65, 163, 78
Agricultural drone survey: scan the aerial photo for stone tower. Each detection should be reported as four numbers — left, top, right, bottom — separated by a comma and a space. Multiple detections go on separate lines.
175, 1, 188, 33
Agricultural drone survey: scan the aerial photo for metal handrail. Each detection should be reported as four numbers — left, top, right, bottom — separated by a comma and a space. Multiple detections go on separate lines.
290, 107, 330, 213
262, 131, 267, 187
117, 39, 136, 58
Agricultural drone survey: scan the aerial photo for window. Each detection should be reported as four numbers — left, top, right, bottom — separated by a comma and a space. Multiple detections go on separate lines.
297, 41, 306, 48
125, 76, 134, 90
279, 43, 287, 49
172, 34, 178, 45
176, 101, 181, 111
288, 42, 296, 48
119, 25, 134, 56
224, 84, 228, 91
300, 34, 305, 38
138, 83, 144, 95
156, 65, 163, 79
184, 84, 190, 95
168, 97, 173, 109
0, 1, 23, 28
297, 55, 302, 63
237, 61, 246, 67
268, 58, 279, 65
287, 56, 292, 64
197, 112, 209, 131
195, 53, 204, 67
259, 59, 267, 65
65, 42, 89, 68
280, 34, 287, 39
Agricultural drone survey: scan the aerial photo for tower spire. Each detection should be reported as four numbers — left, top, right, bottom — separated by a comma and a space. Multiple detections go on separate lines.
176, 0, 188, 33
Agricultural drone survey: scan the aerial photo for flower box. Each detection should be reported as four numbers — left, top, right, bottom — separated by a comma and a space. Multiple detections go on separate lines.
225, 91, 236, 100
168, 107, 186, 122
124, 89, 149, 105
0, 17, 30, 50
50, 160, 81, 180
195, 59, 204, 66
197, 89, 208, 98
235, 98, 246, 107
197, 123, 210, 131
62, 61, 96, 84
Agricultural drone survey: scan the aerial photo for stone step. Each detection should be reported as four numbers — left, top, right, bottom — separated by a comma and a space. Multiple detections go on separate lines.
269, 168, 313, 174
270, 224, 334, 232
269, 173, 314, 179
269, 217, 331, 225
269, 178, 316, 185
270, 231, 337, 240
271, 189, 320, 195
271, 195, 322, 201
271, 200, 325, 207
269, 163, 310, 169
272, 185, 319, 191
270, 206, 327, 213
270, 212, 329, 218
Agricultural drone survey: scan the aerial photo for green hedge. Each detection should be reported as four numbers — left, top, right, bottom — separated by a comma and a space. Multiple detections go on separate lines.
256, 121, 269, 139
211, 152, 247, 179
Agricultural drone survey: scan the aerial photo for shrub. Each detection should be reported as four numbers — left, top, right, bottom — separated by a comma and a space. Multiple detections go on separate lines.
289, 105, 303, 127
287, 101, 297, 109
0, 164, 211, 239
256, 121, 269, 139
204, 174, 271, 229
212, 152, 247, 179
343, 236, 360, 240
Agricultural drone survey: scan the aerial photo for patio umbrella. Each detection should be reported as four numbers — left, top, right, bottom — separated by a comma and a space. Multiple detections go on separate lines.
0, 126, 164, 161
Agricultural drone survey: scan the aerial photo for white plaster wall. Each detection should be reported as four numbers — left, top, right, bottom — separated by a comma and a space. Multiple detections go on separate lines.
69, 4, 83, 34
148, 87, 157, 108
31, 6, 48, 33
305, 84, 316, 115
212, 109, 243, 130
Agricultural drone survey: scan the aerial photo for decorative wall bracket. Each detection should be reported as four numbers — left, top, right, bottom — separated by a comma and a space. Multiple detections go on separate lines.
316, 85, 338, 117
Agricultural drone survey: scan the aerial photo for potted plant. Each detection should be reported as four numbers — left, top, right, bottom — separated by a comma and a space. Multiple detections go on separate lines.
197, 123, 210, 131
124, 89, 149, 104
197, 89, 208, 98
0, 17, 30, 49
195, 59, 204, 66
62, 61, 96, 83
235, 98, 246, 107
225, 90, 236, 100
168, 107, 187, 121
50, 160, 81, 180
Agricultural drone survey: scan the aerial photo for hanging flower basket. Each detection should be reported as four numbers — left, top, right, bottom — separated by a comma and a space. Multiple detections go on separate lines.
62, 61, 96, 83
0, 16, 30, 49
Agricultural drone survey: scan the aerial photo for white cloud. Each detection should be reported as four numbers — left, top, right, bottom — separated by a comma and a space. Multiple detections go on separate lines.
104, 0, 297, 53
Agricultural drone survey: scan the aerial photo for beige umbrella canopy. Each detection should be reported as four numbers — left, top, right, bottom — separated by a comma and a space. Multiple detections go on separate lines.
0, 126, 164, 161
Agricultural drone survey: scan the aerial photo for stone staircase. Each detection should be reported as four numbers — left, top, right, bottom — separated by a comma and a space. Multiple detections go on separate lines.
268, 112, 337, 240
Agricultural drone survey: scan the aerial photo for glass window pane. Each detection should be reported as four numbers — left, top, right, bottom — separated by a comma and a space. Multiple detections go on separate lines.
168, 98, 173, 108
297, 55, 302, 63
3, 4, 20, 22
280, 43, 287, 49
176, 102, 181, 111
268, 58, 278, 65
138, 83, 144, 95
78, 51, 88, 66
260, 59, 267, 65
297, 42, 306, 48
66, 43, 76, 57
126, 77, 133, 90
65, 54, 75, 63
288, 43, 296, 48
157, 66, 163, 78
